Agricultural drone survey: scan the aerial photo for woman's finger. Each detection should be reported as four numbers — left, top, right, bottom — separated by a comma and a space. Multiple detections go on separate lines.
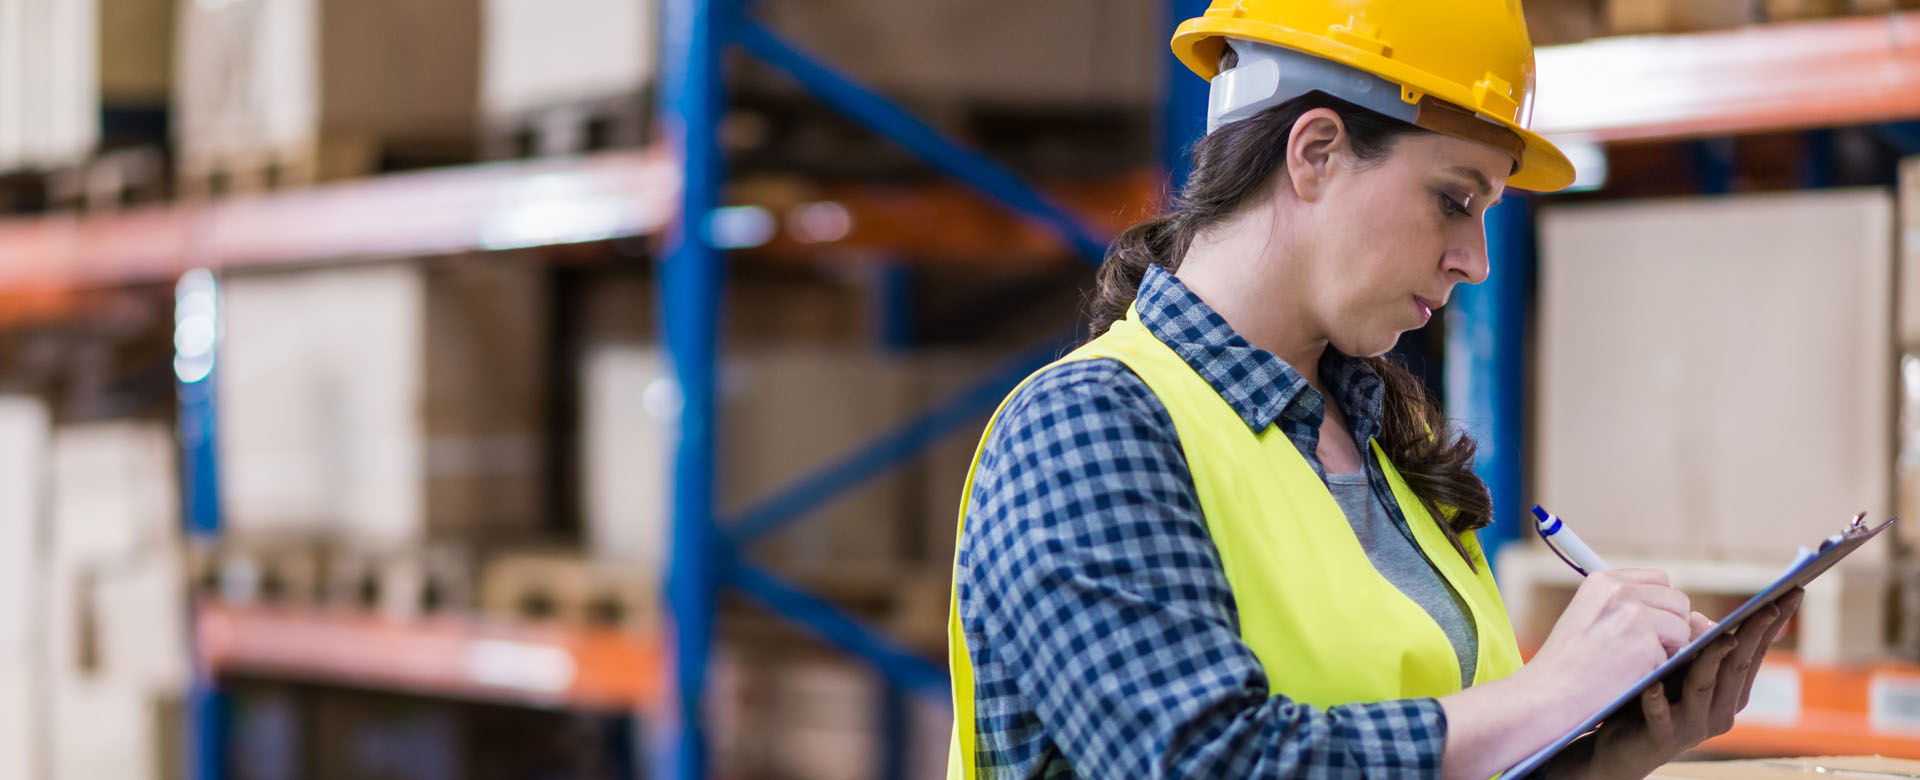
1641, 681, 1674, 743
1733, 593, 1802, 714
1690, 611, 1716, 640
1682, 635, 1736, 735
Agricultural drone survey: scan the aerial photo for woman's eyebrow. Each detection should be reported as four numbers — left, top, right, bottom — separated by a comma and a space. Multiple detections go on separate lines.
1444, 165, 1503, 208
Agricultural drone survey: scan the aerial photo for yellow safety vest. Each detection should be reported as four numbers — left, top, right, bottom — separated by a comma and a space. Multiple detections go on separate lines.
947, 306, 1523, 778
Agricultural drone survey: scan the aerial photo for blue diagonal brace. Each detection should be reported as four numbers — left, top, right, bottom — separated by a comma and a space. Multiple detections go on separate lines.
733, 20, 1110, 265
729, 333, 1069, 545
729, 557, 949, 699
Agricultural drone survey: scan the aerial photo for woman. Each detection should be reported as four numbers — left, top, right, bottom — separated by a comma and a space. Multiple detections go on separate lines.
946, 1, 1802, 778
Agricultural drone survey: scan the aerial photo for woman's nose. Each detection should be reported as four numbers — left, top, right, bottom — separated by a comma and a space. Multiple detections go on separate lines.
1443, 233, 1490, 284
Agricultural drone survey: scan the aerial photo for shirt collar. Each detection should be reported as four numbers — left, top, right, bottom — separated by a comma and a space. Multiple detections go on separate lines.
1134, 265, 1384, 443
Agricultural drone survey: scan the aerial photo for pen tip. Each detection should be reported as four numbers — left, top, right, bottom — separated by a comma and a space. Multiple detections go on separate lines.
1529, 505, 1550, 521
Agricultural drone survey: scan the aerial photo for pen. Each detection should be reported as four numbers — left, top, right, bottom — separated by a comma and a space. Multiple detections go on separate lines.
1532, 505, 1611, 577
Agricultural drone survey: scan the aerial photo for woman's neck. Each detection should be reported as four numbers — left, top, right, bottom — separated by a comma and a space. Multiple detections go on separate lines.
1172, 221, 1332, 392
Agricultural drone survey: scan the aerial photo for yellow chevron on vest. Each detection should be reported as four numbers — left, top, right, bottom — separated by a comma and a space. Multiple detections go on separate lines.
946, 305, 1523, 778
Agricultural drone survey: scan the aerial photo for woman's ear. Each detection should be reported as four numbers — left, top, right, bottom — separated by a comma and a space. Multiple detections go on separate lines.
1285, 108, 1348, 204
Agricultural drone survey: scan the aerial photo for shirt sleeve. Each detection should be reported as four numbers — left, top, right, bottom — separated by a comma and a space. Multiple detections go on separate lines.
957, 358, 1450, 779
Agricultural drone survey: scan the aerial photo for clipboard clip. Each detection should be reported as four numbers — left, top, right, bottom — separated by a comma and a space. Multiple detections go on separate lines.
1847, 511, 1870, 536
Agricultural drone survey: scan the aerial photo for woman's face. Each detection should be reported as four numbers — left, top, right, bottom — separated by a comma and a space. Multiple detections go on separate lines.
1307, 130, 1511, 358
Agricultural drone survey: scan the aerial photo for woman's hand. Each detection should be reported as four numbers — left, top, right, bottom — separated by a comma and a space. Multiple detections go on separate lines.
1524, 569, 1696, 719
1578, 589, 1803, 780
1440, 570, 1694, 780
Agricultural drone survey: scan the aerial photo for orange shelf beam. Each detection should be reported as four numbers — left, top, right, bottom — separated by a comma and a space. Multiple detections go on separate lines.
1534, 12, 1920, 142
196, 602, 664, 711
1698, 654, 1920, 758
0, 147, 680, 293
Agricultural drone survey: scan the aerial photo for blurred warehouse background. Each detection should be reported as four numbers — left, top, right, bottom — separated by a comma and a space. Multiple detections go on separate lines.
4, 0, 1920, 778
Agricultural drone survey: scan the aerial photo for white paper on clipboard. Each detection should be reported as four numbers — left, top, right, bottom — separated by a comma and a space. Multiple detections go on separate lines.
1503, 515, 1898, 779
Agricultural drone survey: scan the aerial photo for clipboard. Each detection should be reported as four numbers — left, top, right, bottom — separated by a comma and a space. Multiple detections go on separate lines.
1504, 514, 1899, 779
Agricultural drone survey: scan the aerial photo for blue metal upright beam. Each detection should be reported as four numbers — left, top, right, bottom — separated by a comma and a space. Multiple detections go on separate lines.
656, 0, 729, 776
1161, 0, 1213, 189
175, 269, 226, 780
1446, 197, 1534, 566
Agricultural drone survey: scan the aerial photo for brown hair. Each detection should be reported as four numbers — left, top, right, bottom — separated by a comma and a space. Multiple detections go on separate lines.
1087, 91, 1494, 566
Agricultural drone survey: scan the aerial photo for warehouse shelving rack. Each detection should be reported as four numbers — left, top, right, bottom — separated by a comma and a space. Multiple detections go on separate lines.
0, 6, 1915, 779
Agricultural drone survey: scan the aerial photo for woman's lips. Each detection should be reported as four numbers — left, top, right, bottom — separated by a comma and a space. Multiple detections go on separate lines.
1412, 295, 1440, 322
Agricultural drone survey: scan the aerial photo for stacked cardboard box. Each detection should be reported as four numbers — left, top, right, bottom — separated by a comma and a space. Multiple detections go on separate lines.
1896, 159, 1920, 551
1534, 189, 1895, 566
0, 0, 98, 172
748, 0, 1159, 109
1606, 0, 1763, 34
219, 257, 549, 551
42, 420, 188, 780
581, 345, 916, 578
709, 646, 950, 780
478, 0, 653, 156
0, 399, 48, 780
174, 0, 480, 189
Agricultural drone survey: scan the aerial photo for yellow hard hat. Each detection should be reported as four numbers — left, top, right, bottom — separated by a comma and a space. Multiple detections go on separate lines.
1172, 0, 1575, 192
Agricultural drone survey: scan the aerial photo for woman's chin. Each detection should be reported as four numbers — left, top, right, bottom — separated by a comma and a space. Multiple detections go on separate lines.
1334, 333, 1401, 360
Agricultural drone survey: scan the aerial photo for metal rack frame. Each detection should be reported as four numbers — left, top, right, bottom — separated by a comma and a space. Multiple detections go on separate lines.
653, 0, 1214, 775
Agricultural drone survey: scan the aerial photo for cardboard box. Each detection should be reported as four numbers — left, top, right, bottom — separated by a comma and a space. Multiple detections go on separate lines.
581, 346, 915, 576
480, 0, 653, 118
174, 0, 479, 173
1608, 0, 1762, 33
5, 419, 186, 780
1535, 190, 1895, 565
0, 398, 48, 661
0, 0, 97, 172
750, 0, 1159, 107
1527, 0, 1607, 46
0, 0, 173, 172
46, 686, 182, 780
100, 0, 175, 106
221, 258, 549, 549
45, 421, 189, 695
1763, 0, 1852, 19
1898, 158, 1920, 346
0, 664, 42, 780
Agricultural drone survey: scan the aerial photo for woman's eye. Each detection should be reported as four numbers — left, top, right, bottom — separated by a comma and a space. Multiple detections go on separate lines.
1438, 193, 1470, 217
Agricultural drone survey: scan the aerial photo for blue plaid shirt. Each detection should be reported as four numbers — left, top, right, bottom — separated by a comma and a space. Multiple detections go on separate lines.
955, 265, 1449, 779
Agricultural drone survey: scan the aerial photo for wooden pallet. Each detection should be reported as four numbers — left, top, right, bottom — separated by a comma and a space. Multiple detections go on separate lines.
177, 132, 476, 199
46, 147, 170, 212
477, 552, 658, 635
1495, 543, 1894, 665
321, 545, 473, 621
188, 538, 328, 606
480, 91, 651, 161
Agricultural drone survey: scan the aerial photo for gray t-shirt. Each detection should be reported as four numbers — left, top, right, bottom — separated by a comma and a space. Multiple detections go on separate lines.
1325, 470, 1479, 688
